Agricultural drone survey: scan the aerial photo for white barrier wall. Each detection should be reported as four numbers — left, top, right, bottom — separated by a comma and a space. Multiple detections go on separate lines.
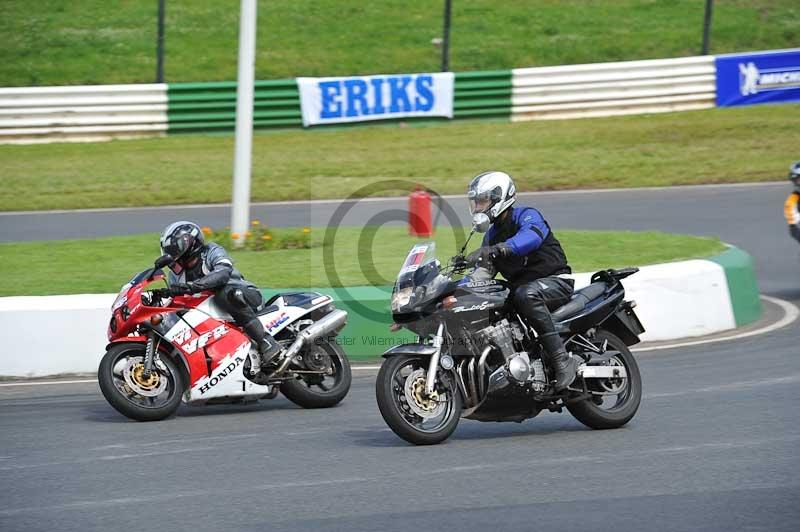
569, 259, 735, 342
0, 259, 738, 378
0, 294, 114, 376
0, 84, 168, 143
511, 56, 716, 121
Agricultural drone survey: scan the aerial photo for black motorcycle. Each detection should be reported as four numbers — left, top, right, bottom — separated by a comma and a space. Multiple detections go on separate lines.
375, 219, 645, 445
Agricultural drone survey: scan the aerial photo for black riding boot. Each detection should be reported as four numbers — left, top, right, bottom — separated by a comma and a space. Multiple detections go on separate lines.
539, 332, 577, 391
243, 318, 283, 364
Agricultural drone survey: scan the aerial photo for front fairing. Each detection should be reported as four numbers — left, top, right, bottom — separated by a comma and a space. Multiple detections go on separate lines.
111, 268, 160, 312
391, 243, 453, 317
107, 269, 175, 340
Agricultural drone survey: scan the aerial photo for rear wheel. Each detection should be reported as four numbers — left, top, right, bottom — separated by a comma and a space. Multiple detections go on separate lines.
280, 339, 351, 408
98, 343, 185, 421
375, 355, 462, 445
567, 330, 642, 430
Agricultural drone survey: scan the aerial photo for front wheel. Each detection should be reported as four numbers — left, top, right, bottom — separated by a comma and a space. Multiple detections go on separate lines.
98, 343, 185, 421
375, 355, 462, 445
279, 339, 351, 408
567, 330, 642, 429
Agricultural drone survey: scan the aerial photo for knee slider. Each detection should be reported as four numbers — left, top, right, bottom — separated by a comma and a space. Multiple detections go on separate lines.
227, 287, 249, 309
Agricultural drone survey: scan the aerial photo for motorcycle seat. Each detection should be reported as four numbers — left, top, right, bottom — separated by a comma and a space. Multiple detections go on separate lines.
551, 281, 608, 322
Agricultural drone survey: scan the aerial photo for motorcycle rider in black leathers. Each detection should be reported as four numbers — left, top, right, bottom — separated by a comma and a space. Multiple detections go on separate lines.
160, 221, 282, 369
465, 171, 577, 391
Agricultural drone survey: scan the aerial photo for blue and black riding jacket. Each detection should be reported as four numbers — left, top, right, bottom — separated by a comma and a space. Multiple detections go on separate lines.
483, 206, 571, 284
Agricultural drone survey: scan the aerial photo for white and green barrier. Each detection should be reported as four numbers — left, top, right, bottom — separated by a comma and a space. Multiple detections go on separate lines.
0, 84, 168, 143
0, 247, 761, 377
2, 48, 797, 143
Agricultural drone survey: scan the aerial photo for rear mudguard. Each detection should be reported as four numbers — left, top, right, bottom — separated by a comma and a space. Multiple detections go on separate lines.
596, 304, 646, 346
382, 343, 438, 357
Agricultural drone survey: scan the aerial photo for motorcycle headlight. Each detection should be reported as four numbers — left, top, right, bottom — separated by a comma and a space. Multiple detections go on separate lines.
391, 287, 413, 312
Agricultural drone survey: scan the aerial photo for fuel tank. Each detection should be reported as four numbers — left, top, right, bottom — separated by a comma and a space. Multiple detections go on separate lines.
447, 279, 511, 326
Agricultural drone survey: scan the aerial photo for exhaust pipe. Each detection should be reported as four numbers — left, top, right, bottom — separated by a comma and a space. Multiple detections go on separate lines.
274, 309, 348, 374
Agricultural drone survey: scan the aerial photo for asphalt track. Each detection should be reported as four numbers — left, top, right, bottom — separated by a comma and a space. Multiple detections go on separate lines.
1, 182, 799, 531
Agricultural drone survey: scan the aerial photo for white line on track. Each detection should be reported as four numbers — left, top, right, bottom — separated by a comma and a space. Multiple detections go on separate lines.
0, 434, 797, 516
644, 374, 800, 399
1, 295, 796, 387
0, 181, 785, 216
633, 295, 799, 353
0, 378, 98, 387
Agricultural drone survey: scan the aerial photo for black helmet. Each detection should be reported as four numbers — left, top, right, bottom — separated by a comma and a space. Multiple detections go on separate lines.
159, 221, 205, 273
789, 161, 800, 189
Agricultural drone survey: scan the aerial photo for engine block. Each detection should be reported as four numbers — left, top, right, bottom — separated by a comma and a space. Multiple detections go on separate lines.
476, 319, 521, 360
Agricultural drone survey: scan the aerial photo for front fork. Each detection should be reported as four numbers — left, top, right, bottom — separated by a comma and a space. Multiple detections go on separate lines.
424, 323, 445, 395
141, 331, 162, 378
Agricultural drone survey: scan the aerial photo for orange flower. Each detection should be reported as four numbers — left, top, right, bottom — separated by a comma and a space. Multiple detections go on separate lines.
231, 232, 241, 240
201, 226, 212, 236
251, 220, 260, 226
302, 227, 311, 234
245, 231, 252, 237
262, 234, 273, 241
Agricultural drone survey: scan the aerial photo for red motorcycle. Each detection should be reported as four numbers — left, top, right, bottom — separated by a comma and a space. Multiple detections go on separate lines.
99, 255, 351, 421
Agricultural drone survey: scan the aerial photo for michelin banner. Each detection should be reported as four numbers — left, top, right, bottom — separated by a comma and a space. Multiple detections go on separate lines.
716, 48, 800, 107
297, 72, 454, 127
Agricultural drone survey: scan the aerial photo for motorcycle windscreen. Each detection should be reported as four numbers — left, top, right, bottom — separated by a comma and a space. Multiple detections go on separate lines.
399, 243, 436, 274
393, 242, 448, 312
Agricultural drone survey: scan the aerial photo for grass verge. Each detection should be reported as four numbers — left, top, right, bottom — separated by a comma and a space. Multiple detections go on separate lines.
1, 104, 798, 212
0, 227, 726, 296
2, 1, 798, 86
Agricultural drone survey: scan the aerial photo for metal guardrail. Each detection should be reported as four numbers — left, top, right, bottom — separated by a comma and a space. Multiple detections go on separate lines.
166, 71, 512, 133
0, 84, 168, 143
453, 70, 511, 119
167, 79, 302, 132
0, 55, 729, 143
511, 56, 716, 121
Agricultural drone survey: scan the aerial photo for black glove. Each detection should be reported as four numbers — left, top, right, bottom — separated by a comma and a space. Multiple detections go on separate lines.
169, 282, 195, 296
466, 243, 511, 266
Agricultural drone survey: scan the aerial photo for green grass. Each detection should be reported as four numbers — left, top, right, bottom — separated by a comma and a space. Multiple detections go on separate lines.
0, 227, 726, 296
1, 104, 797, 211
2, 1, 798, 86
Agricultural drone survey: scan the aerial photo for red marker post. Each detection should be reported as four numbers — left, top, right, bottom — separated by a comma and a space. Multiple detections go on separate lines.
408, 186, 433, 237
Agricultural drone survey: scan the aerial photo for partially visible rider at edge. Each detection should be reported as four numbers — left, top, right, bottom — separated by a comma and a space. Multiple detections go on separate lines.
159, 221, 283, 366
784, 161, 800, 245
465, 171, 577, 391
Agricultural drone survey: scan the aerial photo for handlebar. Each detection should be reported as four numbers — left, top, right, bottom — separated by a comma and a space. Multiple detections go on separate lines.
149, 288, 172, 300
447, 254, 472, 274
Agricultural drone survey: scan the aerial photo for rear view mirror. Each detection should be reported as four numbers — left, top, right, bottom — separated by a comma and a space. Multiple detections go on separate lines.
472, 213, 491, 233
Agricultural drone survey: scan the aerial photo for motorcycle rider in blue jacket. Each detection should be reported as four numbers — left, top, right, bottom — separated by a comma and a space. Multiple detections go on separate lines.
466, 171, 577, 390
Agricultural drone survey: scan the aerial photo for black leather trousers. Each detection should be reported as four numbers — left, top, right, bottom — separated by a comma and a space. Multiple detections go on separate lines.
512, 276, 574, 345
215, 285, 278, 351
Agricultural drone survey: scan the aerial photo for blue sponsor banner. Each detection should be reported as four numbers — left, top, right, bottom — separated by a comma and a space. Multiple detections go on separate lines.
297, 72, 454, 127
715, 49, 800, 107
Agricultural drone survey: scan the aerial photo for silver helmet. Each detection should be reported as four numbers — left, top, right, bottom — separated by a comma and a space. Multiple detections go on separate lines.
467, 171, 516, 222
790, 161, 800, 189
